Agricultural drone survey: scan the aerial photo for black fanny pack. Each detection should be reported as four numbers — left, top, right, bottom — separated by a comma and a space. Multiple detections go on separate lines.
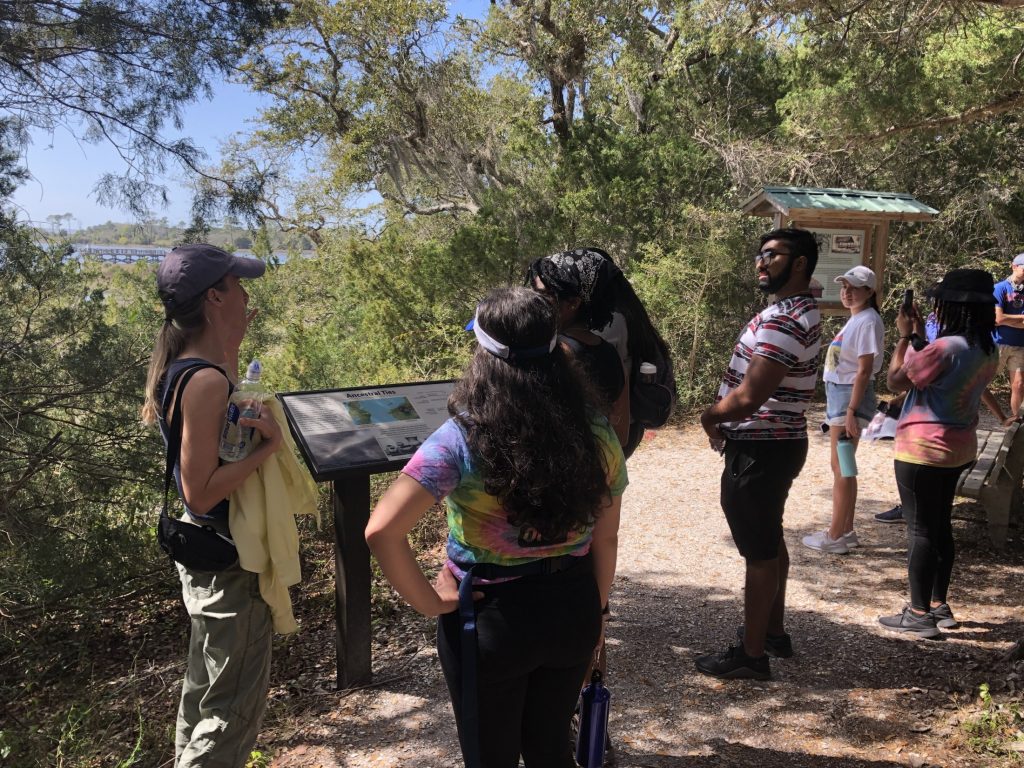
158, 516, 238, 572
158, 363, 238, 572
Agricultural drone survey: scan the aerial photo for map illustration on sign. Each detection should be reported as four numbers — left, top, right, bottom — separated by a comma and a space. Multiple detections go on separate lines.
344, 397, 419, 425
279, 381, 455, 480
808, 227, 867, 304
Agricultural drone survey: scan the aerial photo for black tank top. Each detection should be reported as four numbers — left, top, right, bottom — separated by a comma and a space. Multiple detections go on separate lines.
158, 358, 233, 522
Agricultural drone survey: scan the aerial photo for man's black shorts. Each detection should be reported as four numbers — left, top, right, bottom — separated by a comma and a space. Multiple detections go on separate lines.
720, 437, 808, 561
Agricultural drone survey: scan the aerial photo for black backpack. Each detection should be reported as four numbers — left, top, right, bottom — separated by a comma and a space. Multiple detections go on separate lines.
630, 350, 676, 429
560, 332, 676, 429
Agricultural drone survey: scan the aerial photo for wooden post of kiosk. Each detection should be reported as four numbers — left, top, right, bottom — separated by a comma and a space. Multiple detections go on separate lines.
332, 475, 373, 687
741, 186, 938, 314
278, 380, 456, 689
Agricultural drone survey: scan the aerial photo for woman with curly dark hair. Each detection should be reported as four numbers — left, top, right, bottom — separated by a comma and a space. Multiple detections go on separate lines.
366, 286, 627, 767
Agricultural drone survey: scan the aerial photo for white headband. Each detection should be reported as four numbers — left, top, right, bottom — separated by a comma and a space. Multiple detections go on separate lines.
472, 311, 556, 362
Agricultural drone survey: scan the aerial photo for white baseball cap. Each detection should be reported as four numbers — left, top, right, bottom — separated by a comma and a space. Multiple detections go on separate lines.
835, 265, 876, 290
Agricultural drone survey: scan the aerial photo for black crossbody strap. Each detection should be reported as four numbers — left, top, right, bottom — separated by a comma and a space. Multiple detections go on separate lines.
159, 363, 228, 521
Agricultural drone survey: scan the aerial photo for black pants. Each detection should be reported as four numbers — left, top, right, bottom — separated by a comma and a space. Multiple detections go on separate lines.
894, 460, 969, 611
437, 559, 601, 768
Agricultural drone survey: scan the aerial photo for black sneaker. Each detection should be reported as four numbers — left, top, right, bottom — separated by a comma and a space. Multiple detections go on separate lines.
735, 625, 794, 658
929, 602, 959, 629
878, 606, 940, 639
874, 505, 904, 524
695, 644, 770, 680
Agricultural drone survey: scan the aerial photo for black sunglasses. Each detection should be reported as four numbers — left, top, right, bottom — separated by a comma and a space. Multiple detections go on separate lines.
754, 248, 791, 264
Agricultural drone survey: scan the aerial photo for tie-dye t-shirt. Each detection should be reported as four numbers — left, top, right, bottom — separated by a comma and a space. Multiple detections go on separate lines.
895, 336, 998, 467
402, 416, 627, 574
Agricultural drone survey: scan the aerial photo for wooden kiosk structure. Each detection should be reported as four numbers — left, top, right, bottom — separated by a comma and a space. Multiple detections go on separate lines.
741, 186, 939, 314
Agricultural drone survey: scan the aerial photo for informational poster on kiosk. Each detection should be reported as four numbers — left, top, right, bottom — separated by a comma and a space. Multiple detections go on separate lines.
279, 380, 455, 479
805, 227, 867, 304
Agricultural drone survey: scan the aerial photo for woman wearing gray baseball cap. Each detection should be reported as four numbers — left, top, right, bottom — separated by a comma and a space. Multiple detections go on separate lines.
141, 244, 282, 767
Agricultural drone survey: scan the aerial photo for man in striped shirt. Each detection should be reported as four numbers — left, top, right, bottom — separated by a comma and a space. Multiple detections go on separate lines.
696, 227, 822, 680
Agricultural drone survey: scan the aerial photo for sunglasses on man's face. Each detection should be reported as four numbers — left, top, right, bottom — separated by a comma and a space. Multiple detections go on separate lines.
754, 248, 790, 264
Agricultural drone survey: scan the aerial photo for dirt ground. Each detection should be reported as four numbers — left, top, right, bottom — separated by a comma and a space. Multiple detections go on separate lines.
265, 406, 1024, 768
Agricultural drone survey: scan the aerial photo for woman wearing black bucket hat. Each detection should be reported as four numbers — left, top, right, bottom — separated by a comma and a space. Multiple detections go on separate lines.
880, 269, 998, 638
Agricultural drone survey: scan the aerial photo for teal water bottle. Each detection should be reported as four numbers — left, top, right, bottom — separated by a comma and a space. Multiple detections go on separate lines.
837, 433, 858, 478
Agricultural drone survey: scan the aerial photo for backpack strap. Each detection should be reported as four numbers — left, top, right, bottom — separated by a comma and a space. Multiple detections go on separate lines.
159, 362, 229, 522
558, 333, 585, 354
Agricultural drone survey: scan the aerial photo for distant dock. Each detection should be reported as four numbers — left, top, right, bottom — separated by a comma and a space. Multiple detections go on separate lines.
72, 244, 166, 263
69, 244, 307, 264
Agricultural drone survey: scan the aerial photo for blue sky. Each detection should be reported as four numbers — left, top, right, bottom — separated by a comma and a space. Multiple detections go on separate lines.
11, 81, 273, 229
9, 0, 494, 230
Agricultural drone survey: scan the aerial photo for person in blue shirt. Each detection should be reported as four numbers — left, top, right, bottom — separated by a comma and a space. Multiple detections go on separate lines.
993, 253, 1024, 419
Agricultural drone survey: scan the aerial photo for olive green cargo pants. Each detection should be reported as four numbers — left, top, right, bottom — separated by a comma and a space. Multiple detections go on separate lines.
175, 563, 272, 768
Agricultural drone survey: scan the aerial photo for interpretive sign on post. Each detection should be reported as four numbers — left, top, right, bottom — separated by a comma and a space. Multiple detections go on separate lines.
279, 380, 456, 688
281, 380, 455, 479
806, 227, 867, 303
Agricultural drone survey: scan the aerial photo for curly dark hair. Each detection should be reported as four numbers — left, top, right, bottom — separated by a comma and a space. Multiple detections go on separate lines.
450, 287, 611, 542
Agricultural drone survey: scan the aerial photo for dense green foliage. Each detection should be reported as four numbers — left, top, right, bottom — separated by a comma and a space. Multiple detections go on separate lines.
5, 0, 1024, 633
5, 0, 1024, 764
200, 0, 1024, 401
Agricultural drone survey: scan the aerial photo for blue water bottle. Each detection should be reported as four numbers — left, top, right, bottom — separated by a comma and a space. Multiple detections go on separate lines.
837, 433, 858, 478
575, 669, 611, 767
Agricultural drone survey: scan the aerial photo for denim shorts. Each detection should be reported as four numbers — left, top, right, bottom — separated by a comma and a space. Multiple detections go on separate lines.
825, 381, 877, 427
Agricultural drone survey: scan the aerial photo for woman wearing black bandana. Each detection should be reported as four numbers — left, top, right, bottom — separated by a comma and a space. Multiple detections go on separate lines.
526, 250, 630, 448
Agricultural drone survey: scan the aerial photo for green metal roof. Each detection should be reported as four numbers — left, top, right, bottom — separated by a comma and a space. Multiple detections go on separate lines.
742, 186, 939, 221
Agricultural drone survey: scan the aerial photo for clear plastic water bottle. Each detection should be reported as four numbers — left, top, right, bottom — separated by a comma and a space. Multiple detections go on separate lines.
219, 359, 265, 462
836, 433, 858, 478
639, 361, 657, 384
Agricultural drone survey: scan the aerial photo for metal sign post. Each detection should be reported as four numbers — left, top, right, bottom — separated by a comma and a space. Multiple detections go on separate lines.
279, 380, 455, 688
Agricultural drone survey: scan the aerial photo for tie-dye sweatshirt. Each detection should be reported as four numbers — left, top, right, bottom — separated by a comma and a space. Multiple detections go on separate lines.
895, 336, 998, 467
402, 416, 627, 574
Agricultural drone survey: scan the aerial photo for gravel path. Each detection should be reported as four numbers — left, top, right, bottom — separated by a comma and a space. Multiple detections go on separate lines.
269, 407, 1024, 767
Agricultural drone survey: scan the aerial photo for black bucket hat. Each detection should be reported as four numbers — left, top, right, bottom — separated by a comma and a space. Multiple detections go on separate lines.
926, 269, 996, 304
157, 244, 266, 314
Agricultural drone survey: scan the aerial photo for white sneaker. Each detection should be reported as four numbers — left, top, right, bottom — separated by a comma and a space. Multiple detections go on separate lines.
843, 530, 859, 548
802, 530, 850, 554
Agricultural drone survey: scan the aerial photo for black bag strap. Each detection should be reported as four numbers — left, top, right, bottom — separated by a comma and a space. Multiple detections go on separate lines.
558, 333, 585, 354
159, 362, 229, 521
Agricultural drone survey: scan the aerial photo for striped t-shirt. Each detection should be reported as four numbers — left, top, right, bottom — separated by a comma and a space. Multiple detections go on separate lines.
717, 293, 821, 440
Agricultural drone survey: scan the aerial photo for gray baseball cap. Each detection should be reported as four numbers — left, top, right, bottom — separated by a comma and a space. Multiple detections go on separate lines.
157, 244, 266, 313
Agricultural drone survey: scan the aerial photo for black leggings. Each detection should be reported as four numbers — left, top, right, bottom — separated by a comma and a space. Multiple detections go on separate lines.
437, 559, 601, 768
894, 460, 969, 611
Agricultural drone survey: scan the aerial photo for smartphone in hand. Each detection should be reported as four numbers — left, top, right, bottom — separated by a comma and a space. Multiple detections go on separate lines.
901, 288, 914, 314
